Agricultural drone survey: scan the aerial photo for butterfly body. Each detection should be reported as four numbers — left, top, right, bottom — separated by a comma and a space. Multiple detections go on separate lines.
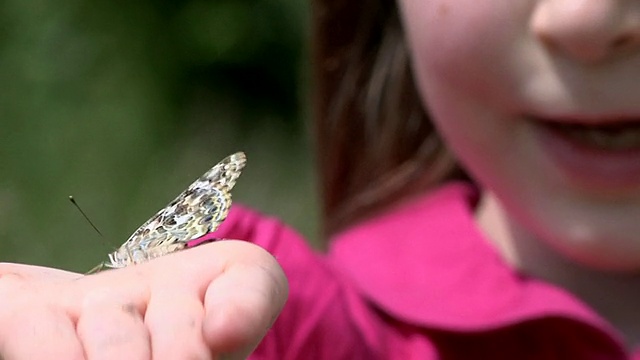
92, 152, 246, 272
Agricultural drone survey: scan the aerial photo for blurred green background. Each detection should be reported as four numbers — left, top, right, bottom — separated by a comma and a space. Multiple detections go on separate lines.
0, 0, 317, 272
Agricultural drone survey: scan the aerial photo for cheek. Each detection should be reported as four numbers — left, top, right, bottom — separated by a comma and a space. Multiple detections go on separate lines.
398, 0, 539, 188
400, 0, 534, 114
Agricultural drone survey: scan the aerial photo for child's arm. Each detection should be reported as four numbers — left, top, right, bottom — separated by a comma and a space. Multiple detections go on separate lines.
0, 240, 288, 359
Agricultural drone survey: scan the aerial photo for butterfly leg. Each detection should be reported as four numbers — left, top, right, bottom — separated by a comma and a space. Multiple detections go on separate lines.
85, 262, 108, 275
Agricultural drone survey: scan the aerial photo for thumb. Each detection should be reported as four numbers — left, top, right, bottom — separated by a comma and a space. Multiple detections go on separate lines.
200, 243, 288, 358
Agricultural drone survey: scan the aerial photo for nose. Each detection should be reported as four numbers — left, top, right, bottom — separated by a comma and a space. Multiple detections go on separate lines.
531, 0, 640, 63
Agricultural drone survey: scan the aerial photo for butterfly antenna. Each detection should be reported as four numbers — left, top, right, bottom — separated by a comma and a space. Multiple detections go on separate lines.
68, 196, 104, 237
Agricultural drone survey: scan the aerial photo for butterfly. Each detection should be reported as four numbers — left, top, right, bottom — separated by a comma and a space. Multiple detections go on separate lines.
89, 152, 246, 273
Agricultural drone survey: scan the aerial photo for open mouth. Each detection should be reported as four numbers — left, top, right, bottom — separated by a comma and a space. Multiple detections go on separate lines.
532, 117, 640, 190
540, 120, 640, 152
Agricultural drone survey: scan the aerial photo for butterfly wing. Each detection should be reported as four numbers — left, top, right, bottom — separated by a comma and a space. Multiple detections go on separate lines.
106, 152, 247, 268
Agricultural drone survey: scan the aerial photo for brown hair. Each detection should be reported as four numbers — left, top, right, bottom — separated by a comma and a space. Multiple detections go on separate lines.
311, 0, 467, 238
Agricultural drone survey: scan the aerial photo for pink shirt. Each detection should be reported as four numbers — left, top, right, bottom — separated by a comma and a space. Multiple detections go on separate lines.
205, 182, 637, 359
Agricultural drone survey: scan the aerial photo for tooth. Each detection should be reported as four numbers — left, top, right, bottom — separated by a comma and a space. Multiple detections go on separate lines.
585, 129, 619, 148
618, 129, 640, 148
564, 127, 640, 150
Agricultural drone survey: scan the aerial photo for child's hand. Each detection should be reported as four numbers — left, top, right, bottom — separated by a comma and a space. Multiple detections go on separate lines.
0, 240, 288, 359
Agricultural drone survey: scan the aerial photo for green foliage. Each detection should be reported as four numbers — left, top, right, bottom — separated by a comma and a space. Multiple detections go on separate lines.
0, 0, 316, 271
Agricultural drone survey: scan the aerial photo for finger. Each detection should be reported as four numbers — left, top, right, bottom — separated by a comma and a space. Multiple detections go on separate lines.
202, 248, 288, 358
0, 304, 84, 360
0, 262, 82, 282
145, 292, 211, 360
76, 289, 151, 360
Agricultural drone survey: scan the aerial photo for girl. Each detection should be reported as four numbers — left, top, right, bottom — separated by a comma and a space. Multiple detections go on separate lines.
3, 0, 640, 358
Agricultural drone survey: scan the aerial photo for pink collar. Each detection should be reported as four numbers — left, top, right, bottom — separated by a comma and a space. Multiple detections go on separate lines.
327, 183, 621, 338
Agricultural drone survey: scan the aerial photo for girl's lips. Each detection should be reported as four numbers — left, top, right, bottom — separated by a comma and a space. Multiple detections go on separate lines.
531, 117, 640, 191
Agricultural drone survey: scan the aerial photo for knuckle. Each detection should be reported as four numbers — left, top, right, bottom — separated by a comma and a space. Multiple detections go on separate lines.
81, 286, 129, 310
0, 272, 29, 298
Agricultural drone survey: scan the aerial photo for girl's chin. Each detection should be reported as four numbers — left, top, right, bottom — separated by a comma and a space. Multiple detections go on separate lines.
496, 190, 640, 273
541, 227, 640, 272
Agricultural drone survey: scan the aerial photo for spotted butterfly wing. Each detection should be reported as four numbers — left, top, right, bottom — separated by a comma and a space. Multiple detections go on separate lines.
92, 152, 246, 272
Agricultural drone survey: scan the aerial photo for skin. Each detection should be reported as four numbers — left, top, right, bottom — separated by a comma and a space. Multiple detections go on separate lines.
397, 0, 640, 348
0, 240, 288, 359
